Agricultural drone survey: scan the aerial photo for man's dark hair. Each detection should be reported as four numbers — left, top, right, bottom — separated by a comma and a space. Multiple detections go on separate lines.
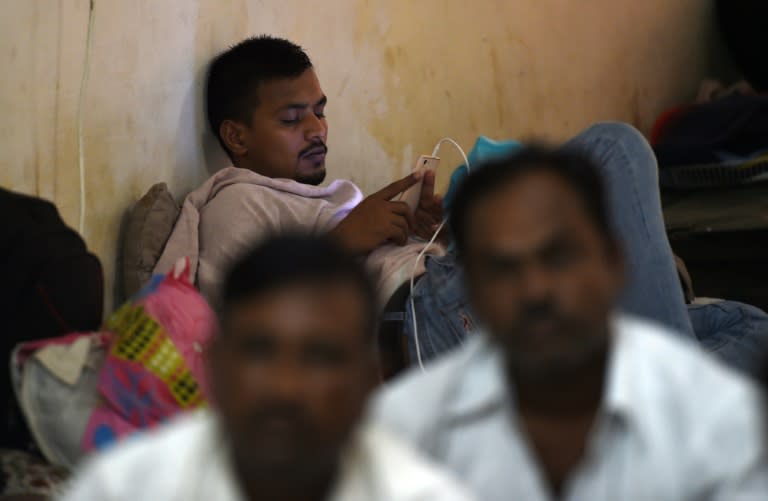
206, 36, 313, 155
219, 234, 378, 337
449, 145, 618, 257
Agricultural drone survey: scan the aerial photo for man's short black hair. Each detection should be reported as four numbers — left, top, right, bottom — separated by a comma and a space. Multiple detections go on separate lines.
206, 36, 313, 155
449, 145, 618, 257
219, 234, 378, 338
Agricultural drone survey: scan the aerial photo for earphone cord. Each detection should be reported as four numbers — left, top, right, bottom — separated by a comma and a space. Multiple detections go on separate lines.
410, 138, 470, 371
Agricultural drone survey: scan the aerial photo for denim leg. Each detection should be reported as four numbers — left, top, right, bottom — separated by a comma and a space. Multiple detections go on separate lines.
562, 122, 695, 338
406, 122, 695, 366
405, 253, 477, 364
688, 300, 768, 378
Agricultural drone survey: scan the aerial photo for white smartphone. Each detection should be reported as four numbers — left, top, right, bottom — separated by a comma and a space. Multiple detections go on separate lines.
398, 155, 440, 213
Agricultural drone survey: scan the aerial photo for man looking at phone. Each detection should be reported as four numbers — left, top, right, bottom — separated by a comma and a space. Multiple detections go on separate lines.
155, 36, 766, 377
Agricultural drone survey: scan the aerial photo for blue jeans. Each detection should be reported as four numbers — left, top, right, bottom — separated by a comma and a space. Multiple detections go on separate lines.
406, 122, 768, 376
689, 301, 768, 377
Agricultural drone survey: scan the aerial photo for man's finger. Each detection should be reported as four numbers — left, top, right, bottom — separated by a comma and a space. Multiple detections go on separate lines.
373, 172, 422, 201
418, 169, 436, 205
381, 218, 409, 246
426, 195, 444, 221
388, 222, 409, 246
389, 200, 415, 231
415, 206, 441, 229
390, 215, 410, 235
417, 207, 440, 225
415, 222, 432, 240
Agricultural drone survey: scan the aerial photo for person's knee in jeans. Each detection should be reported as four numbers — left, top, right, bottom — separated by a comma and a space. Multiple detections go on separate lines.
688, 300, 768, 378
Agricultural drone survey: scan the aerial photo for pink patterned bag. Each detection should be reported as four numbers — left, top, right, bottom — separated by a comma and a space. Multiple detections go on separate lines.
81, 258, 216, 451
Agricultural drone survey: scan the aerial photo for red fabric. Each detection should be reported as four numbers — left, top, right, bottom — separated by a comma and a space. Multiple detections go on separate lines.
650, 104, 695, 146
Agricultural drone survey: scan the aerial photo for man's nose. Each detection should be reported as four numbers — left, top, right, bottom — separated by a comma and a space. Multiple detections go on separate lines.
520, 265, 554, 303
305, 113, 327, 142
265, 363, 305, 401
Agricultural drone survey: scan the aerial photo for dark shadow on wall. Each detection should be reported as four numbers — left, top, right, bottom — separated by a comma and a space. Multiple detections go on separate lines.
112, 207, 131, 307
174, 66, 227, 195
189, 0, 248, 177
195, 62, 230, 176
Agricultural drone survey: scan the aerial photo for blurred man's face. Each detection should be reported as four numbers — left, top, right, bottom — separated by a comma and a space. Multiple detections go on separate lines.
209, 281, 375, 481
230, 69, 328, 185
462, 169, 624, 379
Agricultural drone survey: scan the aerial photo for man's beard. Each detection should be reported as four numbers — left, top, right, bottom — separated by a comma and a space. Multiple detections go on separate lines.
297, 141, 328, 186
296, 169, 326, 186
502, 300, 610, 381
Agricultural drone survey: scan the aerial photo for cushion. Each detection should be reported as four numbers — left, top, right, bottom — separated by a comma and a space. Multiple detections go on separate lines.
121, 183, 180, 299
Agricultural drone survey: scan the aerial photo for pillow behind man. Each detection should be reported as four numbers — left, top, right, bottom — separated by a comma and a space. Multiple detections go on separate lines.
0, 187, 104, 449
121, 183, 180, 299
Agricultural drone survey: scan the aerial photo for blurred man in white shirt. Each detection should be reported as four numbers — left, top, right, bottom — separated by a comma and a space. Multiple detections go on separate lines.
60, 235, 474, 501
373, 146, 768, 500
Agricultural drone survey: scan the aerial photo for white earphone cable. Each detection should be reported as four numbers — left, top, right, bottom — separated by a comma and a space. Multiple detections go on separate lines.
410, 137, 470, 371
77, 0, 95, 234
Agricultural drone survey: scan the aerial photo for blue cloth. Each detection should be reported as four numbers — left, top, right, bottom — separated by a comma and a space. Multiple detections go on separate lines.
689, 300, 768, 377
406, 122, 768, 377
442, 136, 524, 213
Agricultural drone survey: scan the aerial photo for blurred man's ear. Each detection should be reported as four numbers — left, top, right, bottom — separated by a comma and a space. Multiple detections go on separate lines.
220, 120, 249, 157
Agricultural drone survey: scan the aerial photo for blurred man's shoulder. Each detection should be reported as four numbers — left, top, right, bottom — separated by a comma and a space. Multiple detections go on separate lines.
616, 314, 759, 395
59, 412, 214, 500
89, 411, 211, 469
369, 335, 493, 444
613, 314, 764, 431
340, 422, 476, 501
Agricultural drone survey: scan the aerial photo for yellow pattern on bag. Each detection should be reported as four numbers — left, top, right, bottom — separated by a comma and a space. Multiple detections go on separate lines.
107, 303, 205, 408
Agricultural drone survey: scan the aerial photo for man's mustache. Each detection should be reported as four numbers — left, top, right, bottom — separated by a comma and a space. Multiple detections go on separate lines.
299, 142, 328, 158
249, 401, 311, 430
516, 300, 564, 329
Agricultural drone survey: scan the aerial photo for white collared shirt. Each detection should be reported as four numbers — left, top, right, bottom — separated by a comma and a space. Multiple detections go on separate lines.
372, 314, 768, 500
58, 411, 476, 501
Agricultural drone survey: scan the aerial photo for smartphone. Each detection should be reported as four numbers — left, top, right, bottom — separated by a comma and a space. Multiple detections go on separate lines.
398, 155, 440, 213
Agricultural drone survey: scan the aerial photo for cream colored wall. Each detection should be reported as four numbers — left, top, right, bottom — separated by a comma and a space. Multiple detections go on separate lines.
1, 0, 716, 310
